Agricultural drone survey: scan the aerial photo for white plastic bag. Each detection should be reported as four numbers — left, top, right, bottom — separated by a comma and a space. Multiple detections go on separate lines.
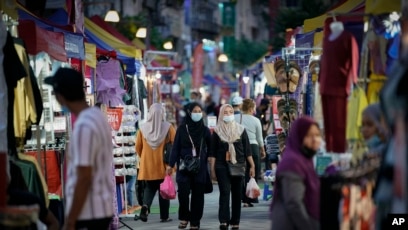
246, 177, 261, 199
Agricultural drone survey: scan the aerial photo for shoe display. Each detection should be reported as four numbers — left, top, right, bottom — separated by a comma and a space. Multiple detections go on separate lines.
273, 59, 302, 94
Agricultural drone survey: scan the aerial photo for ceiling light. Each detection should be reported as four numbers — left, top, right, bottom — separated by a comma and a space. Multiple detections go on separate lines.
218, 54, 228, 62
163, 41, 173, 50
104, 10, 120, 22
243, 76, 250, 84
136, 28, 147, 38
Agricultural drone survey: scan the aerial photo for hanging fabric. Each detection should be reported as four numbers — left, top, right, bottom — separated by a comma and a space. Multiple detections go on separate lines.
96, 58, 126, 107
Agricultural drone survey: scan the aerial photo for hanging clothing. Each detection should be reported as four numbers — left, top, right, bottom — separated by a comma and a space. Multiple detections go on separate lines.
137, 78, 147, 118
367, 74, 386, 104
13, 41, 37, 140
96, 58, 126, 107
4, 32, 26, 155
346, 87, 368, 141
319, 31, 359, 153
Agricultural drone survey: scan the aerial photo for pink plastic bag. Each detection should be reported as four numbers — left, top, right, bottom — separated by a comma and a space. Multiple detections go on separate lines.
246, 178, 261, 199
160, 175, 176, 200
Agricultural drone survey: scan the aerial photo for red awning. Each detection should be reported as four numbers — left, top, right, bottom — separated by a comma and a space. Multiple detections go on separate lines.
18, 20, 67, 62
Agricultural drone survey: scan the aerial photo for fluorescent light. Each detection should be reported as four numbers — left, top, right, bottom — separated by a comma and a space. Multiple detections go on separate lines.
136, 28, 147, 38
218, 54, 228, 62
163, 41, 173, 50
104, 10, 120, 22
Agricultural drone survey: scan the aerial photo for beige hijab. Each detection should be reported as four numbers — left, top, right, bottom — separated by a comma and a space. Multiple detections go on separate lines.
140, 103, 171, 150
214, 104, 245, 164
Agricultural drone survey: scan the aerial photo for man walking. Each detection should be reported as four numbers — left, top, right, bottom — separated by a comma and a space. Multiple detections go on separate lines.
45, 68, 114, 230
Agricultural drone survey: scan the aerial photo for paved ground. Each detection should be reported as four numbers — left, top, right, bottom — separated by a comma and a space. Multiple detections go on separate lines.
119, 184, 272, 229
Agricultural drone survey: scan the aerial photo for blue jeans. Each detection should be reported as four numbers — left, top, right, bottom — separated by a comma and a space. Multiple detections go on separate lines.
126, 175, 136, 206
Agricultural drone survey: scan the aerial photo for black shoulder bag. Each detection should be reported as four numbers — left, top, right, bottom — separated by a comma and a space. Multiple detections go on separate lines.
163, 131, 172, 164
179, 125, 201, 174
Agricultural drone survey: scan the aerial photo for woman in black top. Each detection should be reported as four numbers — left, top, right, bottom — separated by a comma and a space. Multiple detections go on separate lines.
209, 104, 255, 230
167, 102, 212, 230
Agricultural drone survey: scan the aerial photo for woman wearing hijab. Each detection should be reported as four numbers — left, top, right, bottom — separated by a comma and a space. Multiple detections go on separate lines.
209, 104, 255, 230
361, 103, 391, 229
136, 103, 176, 223
271, 116, 321, 230
361, 103, 387, 156
166, 102, 212, 230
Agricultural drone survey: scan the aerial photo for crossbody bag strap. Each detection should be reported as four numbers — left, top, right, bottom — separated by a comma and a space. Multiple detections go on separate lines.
185, 125, 196, 149
240, 114, 242, 124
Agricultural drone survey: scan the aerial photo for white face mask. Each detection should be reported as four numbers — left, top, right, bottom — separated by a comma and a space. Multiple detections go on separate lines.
223, 115, 235, 123
191, 112, 203, 122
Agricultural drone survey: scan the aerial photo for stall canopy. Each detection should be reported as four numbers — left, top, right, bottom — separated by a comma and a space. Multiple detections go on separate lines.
84, 17, 142, 74
18, 20, 67, 62
17, 7, 85, 60
303, 0, 364, 33
365, 0, 400, 15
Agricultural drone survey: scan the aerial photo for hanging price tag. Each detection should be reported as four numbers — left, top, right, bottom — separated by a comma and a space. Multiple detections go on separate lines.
106, 108, 123, 131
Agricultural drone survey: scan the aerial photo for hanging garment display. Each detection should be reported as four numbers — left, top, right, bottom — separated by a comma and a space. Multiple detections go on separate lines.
346, 87, 368, 141
96, 58, 126, 107
319, 29, 359, 153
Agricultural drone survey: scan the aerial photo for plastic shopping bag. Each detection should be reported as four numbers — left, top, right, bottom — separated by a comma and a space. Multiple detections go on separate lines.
246, 177, 261, 199
160, 175, 176, 200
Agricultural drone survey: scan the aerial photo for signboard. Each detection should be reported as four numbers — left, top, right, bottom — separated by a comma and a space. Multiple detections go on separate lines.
315, 156, 332, 175
106, 108, 123, 131
207, 116, 217, 130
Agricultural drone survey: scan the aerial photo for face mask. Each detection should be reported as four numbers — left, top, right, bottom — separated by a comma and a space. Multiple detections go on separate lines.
301, 146, 317, 158
61, 105, 70, 114
223, 115, 235, 123
191, 112, 203, 122
366, 134, 381, 149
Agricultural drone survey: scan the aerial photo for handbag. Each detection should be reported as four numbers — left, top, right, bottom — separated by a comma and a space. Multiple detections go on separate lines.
163, 131, 172, 164
227, 161, 246, 177
179, 125, 201, 174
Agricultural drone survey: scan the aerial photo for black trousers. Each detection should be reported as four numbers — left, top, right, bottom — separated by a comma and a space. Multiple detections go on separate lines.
143, 179, 170, 220
242, 144, 260, 204
215, 166, 243, 225
75, 217, 112, 230
177, 177, 205, 227
135, 169, 145, 206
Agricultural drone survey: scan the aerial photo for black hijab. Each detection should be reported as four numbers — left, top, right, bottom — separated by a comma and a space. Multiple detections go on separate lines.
182, 102, 205, 147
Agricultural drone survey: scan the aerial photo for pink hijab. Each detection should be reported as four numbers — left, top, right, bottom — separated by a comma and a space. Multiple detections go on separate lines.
140, 103, 171, 149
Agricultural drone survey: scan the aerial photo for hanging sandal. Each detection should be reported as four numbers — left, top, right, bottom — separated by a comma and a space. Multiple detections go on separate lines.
178, 221, 188, 229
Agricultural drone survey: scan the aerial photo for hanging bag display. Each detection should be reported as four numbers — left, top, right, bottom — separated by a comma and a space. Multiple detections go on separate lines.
163, 131, 172, 164
179, 125, 201, 174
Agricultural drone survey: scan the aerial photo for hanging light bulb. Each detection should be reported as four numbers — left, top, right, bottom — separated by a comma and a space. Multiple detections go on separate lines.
243, 76, 250, 84
163, 41, 173, 50
136, 27, 147, 38
104, 10, 120, 22
218, 54, 228, 62
155, 72, 162, 79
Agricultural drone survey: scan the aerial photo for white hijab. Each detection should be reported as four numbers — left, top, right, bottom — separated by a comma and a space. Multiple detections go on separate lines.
214, 104, 245, 164
140, 103, 171, 150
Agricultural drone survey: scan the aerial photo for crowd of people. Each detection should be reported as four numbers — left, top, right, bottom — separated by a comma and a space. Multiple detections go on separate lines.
25, 67, 394, 230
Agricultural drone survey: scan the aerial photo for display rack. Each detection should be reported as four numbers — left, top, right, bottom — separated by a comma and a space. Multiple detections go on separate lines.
107, 105, 139, 230
280, 47, 323, 132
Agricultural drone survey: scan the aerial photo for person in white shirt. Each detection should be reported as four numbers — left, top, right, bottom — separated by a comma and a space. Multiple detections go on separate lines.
45, 68, 113, 230
234, 99, 266, 207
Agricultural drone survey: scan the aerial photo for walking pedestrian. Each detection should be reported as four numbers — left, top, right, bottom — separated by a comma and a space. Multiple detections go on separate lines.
166, 102, 212, 230
45, 68, 114, 230
136, 103, 176, 223
209, 104, 255, 230
235, 99, 266, 207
